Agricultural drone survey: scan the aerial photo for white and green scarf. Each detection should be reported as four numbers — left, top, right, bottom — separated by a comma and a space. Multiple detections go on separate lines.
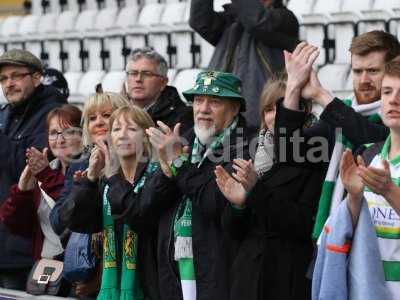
98, 162, 158, 300
254, 128, 274, 177
312, 96, 382, 240
173, 116, 239, 300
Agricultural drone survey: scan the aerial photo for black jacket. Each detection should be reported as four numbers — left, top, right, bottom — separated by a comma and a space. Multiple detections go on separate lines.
147, 86, 193, 135
60, 162, 160, 300
190, 0, 299, 128
143, 117, 252, 300
222, 162, 325, 300
274, 98, 389, 166
0, 84, 66, 269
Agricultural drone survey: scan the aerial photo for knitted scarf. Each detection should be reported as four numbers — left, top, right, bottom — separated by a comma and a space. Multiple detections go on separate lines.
254, 128, 274, 177
174, 116, 239, 300
98, 162, 158, 300
312, 96, 382, 240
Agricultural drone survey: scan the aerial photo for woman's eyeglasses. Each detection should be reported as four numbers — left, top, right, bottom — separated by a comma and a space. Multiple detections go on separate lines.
48, 127, 82, 141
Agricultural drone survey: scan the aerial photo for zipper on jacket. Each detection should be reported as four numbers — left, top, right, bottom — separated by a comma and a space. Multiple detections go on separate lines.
256, 43, 273, 77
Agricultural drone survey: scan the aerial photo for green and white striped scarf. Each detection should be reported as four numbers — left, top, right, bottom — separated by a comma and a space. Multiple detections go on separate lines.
98, 162, 158, 300
173, 116, 239, 300
312, 96, 381, 240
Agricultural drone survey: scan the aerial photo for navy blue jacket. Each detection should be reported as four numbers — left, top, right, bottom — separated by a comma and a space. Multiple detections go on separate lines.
0, 84, 66, 269
50, 159, 89, 236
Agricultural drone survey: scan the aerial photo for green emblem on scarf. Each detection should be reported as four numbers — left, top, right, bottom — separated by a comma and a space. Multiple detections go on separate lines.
98, 162, 158, 300
103, 225, 117, 268
124, 230, 138, 270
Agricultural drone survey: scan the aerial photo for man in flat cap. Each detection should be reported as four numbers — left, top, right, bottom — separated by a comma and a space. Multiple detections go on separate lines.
140, 71, 253, 300
0, 49, 66, 290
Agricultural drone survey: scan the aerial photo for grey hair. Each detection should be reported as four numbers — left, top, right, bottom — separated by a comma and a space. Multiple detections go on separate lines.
126, 47, 168, 77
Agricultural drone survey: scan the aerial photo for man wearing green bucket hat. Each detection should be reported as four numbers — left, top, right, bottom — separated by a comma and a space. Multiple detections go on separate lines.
145, 70, 253, 300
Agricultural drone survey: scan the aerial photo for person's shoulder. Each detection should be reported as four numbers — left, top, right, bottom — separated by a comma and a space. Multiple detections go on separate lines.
37, 84, 67, 106
161, 85, 192, 115
161, 86, 183, 103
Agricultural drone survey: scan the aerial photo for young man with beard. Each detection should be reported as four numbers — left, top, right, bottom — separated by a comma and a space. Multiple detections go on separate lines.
276, 31, 400, 240
0, 49, 66, 290
145, 71, 252, 300
314, 60, 400, 300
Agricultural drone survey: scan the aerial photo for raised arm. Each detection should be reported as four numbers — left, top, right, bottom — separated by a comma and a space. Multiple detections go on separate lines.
232, 0, 299, 49
189, 0, 230, 46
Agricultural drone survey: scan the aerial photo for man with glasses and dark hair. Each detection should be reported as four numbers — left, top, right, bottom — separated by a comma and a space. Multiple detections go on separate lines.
124, 47, 193, 133
0, 49, 66, 290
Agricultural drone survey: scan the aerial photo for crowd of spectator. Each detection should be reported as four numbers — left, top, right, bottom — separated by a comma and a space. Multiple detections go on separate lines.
1, 1, 400, 300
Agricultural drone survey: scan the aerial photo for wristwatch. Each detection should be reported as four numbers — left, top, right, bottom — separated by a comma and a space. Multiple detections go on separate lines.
169, 154, 188, 177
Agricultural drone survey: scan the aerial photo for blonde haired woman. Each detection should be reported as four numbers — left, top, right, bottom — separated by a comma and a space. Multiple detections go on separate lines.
60, 105, 162, 300
49, 90, 129, 298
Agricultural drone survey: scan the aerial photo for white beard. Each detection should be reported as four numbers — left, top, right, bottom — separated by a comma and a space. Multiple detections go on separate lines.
194, 123, 217, 145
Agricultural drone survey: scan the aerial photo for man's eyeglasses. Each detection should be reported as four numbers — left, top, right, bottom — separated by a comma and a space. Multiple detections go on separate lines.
126, 70, 164, 80
48, 127, 82, 141
0, 72, 33, 84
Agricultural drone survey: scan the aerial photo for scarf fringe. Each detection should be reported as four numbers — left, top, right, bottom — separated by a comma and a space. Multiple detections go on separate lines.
120, 289, 136, 300
174, 236, 193, 260
97, 288, 120, 300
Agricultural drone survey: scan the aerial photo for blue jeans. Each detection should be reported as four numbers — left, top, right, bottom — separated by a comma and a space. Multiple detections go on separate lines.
0, 268, 30, 291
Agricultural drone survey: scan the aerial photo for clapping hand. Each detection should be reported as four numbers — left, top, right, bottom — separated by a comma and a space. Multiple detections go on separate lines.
215, 159, 257, 207
284, 42, 319, 91
86, 146, 105, 182
26, 147, 49, 175
215, 165, 247, 207
147, 121, 188, 177
340, 150, 365, 198
96, 138, 120, 179
232, 159, 258, 192
18, 165, 37, 191
340, 150, 365, 225
358, 159, 393, 197
73, 170, 88, 182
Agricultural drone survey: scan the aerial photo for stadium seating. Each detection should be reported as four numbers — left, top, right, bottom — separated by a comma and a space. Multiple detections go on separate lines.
2, 0, 400, 102
101, 70, 126, 93
0, 15, 22, 52
104, 5, 140, 70
25, 13, 58, 67
147, 1, 188, 67
62, 9, 98, 73
172, 68, 203, 101
44, 10, 79, 72
287, 0, 314, 21
9, 14, 39, 51
84, 7, 119, 71
125, 3, 165, 63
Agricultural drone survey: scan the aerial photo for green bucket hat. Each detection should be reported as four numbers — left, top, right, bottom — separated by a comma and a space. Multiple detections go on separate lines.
183, 71, 246, 111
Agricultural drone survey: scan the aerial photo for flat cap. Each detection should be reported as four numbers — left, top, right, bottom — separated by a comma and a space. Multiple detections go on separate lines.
0, 49, 43, 73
